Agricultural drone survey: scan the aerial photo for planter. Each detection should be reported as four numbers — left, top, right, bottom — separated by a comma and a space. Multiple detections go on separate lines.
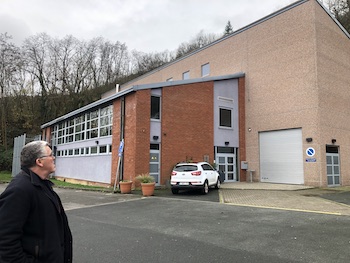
141, 182, 156, 196
119, 181, 132, 194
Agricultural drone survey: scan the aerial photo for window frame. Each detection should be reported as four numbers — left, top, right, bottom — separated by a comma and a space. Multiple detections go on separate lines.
219, 107, 233, 129
182, 71, 190, 80
201, 63, 210, 77
151, 96, 161, 120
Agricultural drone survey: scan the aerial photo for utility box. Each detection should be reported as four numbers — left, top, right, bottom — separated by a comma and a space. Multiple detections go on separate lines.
241, 161, 248, 170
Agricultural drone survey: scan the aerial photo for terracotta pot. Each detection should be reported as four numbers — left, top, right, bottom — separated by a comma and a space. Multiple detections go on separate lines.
119, 181, 132, 194
141, 182, 156, 196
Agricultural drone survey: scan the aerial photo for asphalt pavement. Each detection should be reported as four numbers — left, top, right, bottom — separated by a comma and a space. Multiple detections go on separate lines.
1, 182, 350, 262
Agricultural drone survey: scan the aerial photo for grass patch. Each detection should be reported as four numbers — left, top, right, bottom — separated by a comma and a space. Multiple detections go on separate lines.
0, 171, 110, 192
51, 178, 111, 192
0, 171, 12, 183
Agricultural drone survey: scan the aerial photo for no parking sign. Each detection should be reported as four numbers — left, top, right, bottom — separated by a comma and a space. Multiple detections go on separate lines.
305, 147, 316, 162
306, 147, 315, 157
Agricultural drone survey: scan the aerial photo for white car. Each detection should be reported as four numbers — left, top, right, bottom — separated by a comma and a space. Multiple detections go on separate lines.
170, 162, 221, 194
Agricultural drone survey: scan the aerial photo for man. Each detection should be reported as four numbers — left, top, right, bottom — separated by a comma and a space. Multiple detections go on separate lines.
0, 141, 72, 263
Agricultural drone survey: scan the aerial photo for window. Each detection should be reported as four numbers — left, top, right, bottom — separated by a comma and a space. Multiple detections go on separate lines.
151, 96, 160, 120
182, 71, 190, 80
201, 63, 210, 77
99, 145, 107, 154
99, 105, 113, 137
219, 108, 232, 128
202, 164, 214, 171
53, 105, 113, 146
91, 146, 98, 154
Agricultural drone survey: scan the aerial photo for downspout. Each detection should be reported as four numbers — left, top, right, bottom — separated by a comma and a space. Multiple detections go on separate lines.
119, 96, 125, 181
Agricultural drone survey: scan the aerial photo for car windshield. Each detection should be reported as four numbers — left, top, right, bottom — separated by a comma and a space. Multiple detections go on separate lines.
174, 165, 198, 172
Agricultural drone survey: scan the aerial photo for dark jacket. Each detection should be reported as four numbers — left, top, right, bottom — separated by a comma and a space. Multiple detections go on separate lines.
0, 169, 72, 263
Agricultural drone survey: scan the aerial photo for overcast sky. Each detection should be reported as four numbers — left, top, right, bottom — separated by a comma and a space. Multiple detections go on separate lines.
1, 0, 298, 53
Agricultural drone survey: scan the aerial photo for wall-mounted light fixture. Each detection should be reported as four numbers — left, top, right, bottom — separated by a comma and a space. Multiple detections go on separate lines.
95, 140, 99, 145
306, 137, 313, 143
332, 139, 336, 144
248, 128, 252, 132
225, 141, 229, 146
153, 136, 159, 141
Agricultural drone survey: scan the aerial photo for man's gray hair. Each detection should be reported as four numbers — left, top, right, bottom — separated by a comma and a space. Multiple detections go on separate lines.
21, 141, 51, 168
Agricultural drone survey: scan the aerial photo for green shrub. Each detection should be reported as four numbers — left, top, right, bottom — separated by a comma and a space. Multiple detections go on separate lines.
0, 146, 12, 172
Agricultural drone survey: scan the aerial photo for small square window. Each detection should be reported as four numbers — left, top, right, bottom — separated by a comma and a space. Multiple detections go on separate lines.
100, 145, 107, 154
91, 146, 98, 154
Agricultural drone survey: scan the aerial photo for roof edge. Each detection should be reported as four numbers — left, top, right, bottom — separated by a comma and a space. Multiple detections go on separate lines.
41, 73, 245, 129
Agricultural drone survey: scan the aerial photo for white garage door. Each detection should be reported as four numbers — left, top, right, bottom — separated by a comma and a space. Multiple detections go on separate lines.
259, 129, 304, 184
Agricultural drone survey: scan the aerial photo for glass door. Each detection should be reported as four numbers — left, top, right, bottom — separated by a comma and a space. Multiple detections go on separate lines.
150, 144, 160, 184
217, 153, 237, 182
326, 153, 340, 186
326, 145, 340, 186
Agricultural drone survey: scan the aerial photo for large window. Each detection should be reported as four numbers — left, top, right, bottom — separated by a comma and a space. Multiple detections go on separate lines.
219, 108, 232, 128
151, 96, 160, 120
51, 105, 113, 145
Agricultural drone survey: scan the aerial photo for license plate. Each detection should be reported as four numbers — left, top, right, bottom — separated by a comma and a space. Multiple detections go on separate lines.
179, 182, 189, 185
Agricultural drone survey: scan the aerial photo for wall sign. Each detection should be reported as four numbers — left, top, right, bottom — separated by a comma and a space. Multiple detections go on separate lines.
306, 147, 315, 157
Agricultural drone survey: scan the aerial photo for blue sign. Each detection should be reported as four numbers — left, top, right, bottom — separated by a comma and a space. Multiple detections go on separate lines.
306, 158, 316, 162
118, 140, 124, 157
306, 147, 315, 157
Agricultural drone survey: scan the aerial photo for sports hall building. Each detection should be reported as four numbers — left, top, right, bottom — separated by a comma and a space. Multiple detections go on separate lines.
41, 0, 350, 187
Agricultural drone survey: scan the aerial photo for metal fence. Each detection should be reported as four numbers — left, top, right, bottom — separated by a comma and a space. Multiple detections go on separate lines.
11, 134, 41, 177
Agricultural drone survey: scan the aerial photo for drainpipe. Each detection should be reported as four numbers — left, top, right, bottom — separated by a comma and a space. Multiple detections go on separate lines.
119, 97, 125, 181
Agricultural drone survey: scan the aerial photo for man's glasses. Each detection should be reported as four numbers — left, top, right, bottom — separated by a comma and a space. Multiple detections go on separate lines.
40, 153, 55, 158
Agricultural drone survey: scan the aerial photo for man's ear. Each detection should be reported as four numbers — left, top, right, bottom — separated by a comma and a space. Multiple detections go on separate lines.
35, 158, 44, 167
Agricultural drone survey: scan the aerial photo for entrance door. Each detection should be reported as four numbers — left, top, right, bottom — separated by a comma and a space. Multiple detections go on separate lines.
217, 153, 237, 182
326, 146, 340, 186
150, 144, 160, 184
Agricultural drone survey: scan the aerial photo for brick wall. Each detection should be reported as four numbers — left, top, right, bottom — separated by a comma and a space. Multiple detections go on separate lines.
161, 82, 214, 184
111, 99, 121, 184
111, 90, 151, 185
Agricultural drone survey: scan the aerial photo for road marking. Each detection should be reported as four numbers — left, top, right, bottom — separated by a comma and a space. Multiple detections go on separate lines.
225, 203, 343, 216
64, 198, 142, 211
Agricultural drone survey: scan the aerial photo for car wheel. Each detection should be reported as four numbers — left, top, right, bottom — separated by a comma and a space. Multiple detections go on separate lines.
171, 188, 179, 194
202, 181, 209, 195
215, 177, 221, 189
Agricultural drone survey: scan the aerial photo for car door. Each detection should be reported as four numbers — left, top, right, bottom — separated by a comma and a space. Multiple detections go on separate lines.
202, 164, 215, 185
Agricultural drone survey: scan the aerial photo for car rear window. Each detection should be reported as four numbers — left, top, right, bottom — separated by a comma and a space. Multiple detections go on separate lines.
174, 165, 198, 172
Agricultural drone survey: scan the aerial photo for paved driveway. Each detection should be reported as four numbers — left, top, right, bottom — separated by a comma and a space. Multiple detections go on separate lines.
2, 183, 350, 262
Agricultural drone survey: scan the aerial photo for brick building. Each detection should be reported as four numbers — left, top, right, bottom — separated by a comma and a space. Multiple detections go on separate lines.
41, 0, 350, 187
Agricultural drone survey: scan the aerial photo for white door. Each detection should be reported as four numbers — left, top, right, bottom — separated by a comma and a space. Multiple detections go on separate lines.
259, 129, 304, 184
217, 153, 237, 182
150, 149, 160, 184
326, 146, 340, 186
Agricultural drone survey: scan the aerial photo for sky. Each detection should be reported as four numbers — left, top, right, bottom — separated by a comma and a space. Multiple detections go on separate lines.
1, 0, 298, 53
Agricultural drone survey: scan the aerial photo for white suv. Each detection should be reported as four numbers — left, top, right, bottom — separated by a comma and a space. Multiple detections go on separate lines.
170, 162, 221, 194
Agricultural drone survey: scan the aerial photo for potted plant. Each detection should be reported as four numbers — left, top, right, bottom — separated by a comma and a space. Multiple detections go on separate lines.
135, 173, 155, 196
119, 180, 133, 194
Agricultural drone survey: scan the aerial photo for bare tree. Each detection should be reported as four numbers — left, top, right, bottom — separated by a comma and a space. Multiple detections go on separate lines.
175, 30, 219, 59
327, 0, 350, 32
0, 33, 21, 149
131, 50, 173, 75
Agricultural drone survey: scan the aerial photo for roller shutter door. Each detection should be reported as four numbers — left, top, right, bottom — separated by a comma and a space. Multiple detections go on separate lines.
259, 129, 304, 184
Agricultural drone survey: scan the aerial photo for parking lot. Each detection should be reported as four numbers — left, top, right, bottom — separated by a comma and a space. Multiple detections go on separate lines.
1, 183, 350, 262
